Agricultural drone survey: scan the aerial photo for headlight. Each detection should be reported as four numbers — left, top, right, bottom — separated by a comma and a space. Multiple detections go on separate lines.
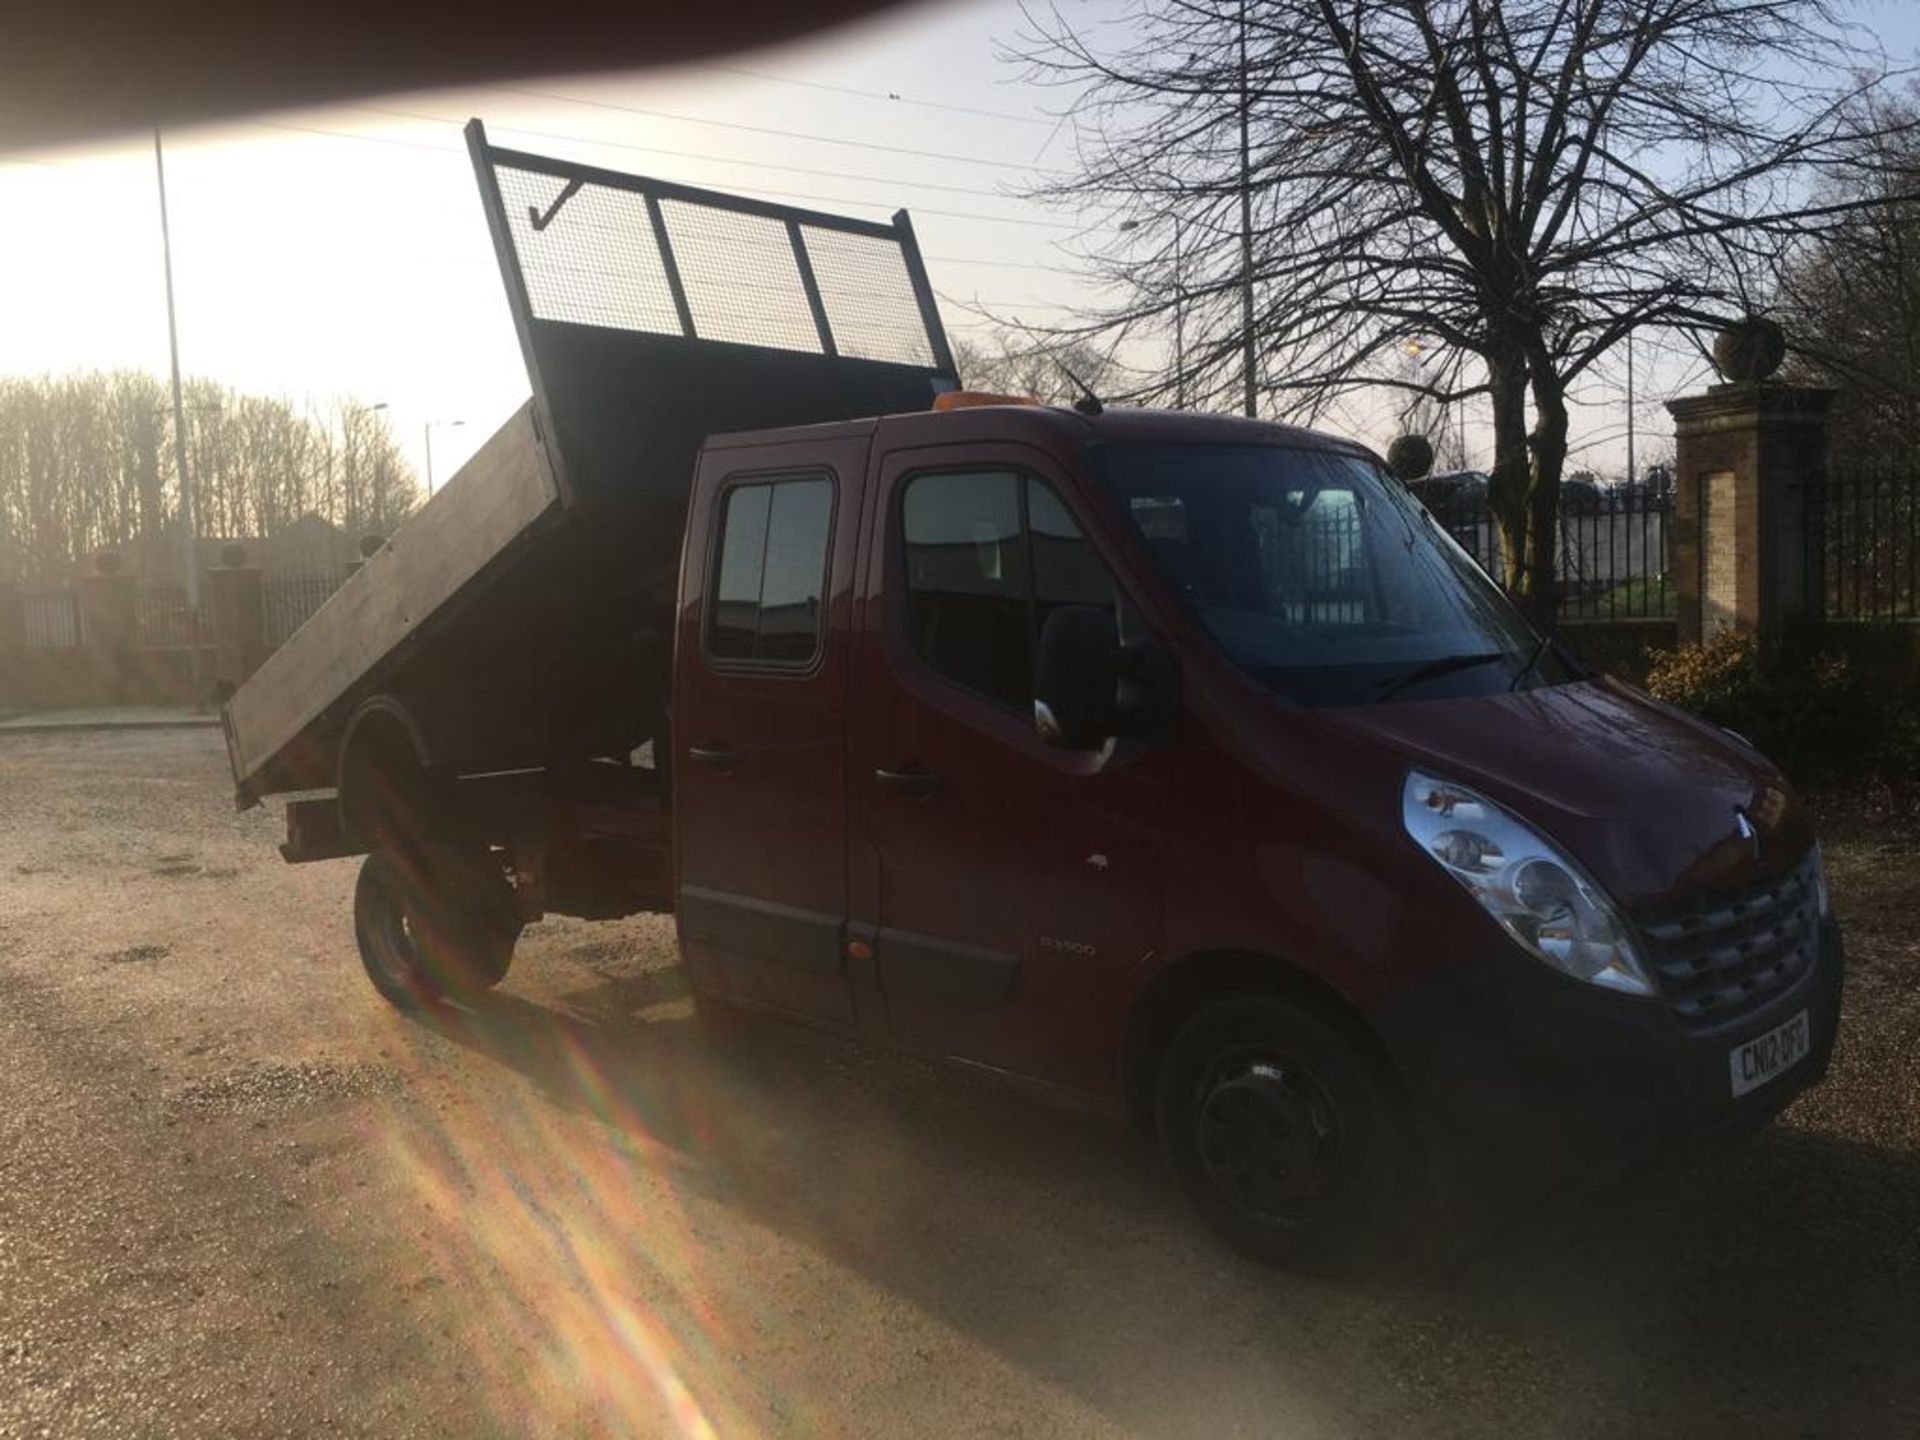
1402, 769, 1655, 997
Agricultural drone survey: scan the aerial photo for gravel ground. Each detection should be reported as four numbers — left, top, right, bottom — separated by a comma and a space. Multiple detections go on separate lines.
1, 728, 1916, 1439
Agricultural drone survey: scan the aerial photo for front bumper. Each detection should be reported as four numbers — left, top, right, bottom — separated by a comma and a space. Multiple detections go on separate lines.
1368, 916, 1845, 1195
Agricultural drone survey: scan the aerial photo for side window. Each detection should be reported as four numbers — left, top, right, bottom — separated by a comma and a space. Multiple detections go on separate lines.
901, 470, 1113, 711
707, 476, 833, 666
903, 471, 1030, 709
1028, 477, 1111, 635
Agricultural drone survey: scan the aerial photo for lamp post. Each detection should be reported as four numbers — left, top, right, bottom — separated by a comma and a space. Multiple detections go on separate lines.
424, 419, 466, 495
152, 399, 220, 579
153, 129, 199, 614
1237, 0, 1256, 418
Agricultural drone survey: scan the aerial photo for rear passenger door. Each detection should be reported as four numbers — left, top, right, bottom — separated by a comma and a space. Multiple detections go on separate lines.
672, 438, 867, 1027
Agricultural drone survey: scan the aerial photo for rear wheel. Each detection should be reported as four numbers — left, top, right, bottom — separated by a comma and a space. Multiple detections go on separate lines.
1155, 993, 1412, 1272
353, 845, 520, 1009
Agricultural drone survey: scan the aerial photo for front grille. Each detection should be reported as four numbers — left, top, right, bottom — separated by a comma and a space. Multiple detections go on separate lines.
1637, 850, 1821, 1030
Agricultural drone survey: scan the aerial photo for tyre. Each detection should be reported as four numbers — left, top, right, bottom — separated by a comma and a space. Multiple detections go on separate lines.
1155, 992, 1412, 1272
353, 845, 520, 1009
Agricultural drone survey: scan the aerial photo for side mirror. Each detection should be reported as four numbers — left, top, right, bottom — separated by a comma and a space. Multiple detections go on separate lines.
1034, 605, 1124, 749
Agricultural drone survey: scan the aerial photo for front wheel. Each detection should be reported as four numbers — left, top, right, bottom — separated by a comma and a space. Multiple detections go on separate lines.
1155, 993, 1413, 1272
353, 846, 520, 1009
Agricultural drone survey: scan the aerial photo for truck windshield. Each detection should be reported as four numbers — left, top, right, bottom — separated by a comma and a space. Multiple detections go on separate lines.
1096, 443, 1570, 707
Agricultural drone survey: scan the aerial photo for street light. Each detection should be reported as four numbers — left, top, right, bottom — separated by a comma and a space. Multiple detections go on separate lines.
424, 419, 466, 495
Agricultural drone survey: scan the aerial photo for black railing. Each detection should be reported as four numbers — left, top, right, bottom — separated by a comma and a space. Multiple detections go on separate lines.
1805, 467, 1920, 622
21, 589, 81, 648
1420, 486, 1672, 621
134, 585, 212, 649
263, 571, 349, 646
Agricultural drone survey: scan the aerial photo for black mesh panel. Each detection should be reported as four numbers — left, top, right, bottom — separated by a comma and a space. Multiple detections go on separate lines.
802, 225, 935, 366
494, 166, 682, 333
484, 148, 941, 368
658, 199, 819, 350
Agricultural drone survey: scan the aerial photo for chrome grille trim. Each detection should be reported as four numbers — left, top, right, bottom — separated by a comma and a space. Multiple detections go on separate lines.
1636, 850, 1821, 1029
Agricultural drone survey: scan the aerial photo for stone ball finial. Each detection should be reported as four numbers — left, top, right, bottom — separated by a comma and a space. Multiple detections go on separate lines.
220, 542, 249, 568
94, 550, 123, 575
1386, 433, 1435, 482
1712, 316, 1786, 383
358, 533, 385, 559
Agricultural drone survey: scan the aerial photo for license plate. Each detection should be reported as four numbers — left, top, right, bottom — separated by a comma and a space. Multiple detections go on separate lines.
1729, 1009, 1811, 1098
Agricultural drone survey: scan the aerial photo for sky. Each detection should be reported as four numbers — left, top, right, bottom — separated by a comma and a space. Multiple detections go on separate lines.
2, 0, 1918, 488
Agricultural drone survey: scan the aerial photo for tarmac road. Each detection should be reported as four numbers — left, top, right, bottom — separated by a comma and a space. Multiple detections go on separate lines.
1, 727, 1916, 1439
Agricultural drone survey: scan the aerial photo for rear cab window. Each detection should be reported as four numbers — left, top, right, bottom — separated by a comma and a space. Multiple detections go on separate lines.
706, 474, 835, 668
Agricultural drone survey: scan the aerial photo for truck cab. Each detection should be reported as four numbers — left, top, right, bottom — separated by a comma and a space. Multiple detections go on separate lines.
663, 399, 1844, 1265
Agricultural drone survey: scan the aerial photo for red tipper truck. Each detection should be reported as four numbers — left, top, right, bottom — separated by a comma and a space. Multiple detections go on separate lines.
224, 121, 1844, 1268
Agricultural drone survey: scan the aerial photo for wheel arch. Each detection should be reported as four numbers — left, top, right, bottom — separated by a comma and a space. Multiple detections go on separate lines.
1121, 947, 1403, 1129
336, 695, 436, 848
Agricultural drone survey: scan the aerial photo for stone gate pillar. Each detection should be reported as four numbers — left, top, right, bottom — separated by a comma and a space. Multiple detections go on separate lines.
208, 546, 266, 693
1665, 324, 1834, 651
80, 557, 139, 704
0, 582, 23, 710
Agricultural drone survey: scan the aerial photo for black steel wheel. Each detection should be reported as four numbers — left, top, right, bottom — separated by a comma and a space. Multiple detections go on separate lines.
353, 846, 520, 1010
1195, 1052, 1345, 1225
1156, 993, 1410, 1271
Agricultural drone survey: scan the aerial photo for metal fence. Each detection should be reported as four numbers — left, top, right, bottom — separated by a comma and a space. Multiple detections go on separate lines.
135, 585, 211, 649
264, 571, 348, 646
13, 572, 347, 655
22, 590, 82, 648
1423, 489, 1672, 621
1806, 467, 1920, 622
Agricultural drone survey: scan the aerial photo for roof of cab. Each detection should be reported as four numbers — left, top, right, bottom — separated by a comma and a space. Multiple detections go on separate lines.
702, 402, 1378, 460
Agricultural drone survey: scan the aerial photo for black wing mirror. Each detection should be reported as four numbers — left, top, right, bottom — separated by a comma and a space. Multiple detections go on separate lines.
1034, 605, 1121, 749
1035, 604, 1176, 750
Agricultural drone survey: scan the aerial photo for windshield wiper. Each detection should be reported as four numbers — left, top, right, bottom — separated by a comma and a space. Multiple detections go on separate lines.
1374, 651, 1505, 702
1509, 632, 1554, 692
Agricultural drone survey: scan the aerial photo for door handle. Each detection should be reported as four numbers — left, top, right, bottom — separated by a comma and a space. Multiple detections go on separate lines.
874, 766, 942, 796
688, 744, 740, 770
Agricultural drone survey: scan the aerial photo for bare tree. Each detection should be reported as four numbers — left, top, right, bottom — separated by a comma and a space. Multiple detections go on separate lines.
1395, 343, 1473, 471
331, 400, 418, 540
0, 371, 418, 583
1776, 83, 1920, 464
358, 420, 418, 536
953, 327, 1122, 405
1015, 0, 1905, 614
109, 372, 169, 573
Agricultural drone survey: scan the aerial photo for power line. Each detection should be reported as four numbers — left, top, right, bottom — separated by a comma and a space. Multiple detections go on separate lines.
690, 63, 1057, 129
145, 116, 1077, 311
249, 118, 465, 155
493, 85, 1045, 172
927, 254, 1075, 273
562, 135, 1030, 202
356, 102, 1032, 203
937, 289, 1069, 315
337, 103, 1077, 229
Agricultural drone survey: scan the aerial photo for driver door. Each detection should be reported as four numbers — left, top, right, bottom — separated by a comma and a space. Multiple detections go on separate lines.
847, 447, 1171, 1092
